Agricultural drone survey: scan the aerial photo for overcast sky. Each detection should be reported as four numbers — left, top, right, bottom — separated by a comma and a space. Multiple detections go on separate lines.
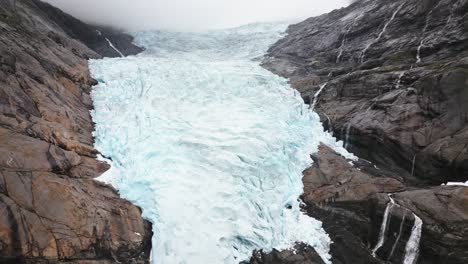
44, 0, 350, 31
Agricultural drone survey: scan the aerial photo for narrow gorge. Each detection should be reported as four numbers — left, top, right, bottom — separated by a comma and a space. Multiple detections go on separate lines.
0, 0, 467, 264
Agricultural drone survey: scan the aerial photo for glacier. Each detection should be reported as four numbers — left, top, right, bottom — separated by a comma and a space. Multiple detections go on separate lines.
90, 22, 353, 264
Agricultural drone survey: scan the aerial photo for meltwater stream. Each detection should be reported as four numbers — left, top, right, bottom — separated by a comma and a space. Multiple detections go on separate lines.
90, 22, 352, 264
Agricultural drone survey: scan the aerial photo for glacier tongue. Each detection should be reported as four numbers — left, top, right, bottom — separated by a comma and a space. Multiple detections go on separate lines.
90, 22, 353, 264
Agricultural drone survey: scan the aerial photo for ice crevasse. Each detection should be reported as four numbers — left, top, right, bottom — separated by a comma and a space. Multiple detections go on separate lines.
90, 22, 354, 264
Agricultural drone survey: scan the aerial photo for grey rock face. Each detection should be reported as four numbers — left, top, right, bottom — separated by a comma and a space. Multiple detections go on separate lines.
264, 0, 468, 185
32, 0, 144, 58
263, 1, 468, 261
246, 243, 325, 264
301, 144, 468, 264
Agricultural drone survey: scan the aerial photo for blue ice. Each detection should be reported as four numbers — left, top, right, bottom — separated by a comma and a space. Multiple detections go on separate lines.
90, 22, 353, 264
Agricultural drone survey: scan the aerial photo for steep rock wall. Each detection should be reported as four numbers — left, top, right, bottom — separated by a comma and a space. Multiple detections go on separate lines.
0, 0, 151, 262
264, 0, 468, 185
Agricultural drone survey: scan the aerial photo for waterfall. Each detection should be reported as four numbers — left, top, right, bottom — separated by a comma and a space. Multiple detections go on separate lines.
372, 195, 395, 256
410, 154, 417, 178
105, 38, 125, 57
388, 210, 407, 261
311, 82, 328, 110
360, 2, 405, 63
324, 113, 333, 134
344, 122, 352, 149
96, 29, 125, 57
403, 214, 423, 264
372, 194, 423, 264
395, 71, 406, 89
445, 4, 456, 27
416, 2, 442, 64
336, 19, 356, 63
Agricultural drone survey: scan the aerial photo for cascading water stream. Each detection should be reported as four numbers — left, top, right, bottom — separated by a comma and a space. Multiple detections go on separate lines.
394, 71, 405, 89
445, 3, 456, 28
343, 122, 352, 149
403, 214, 423, 264
372, 194, 423, 264
359, 2, 405, 63
311, 82, 328, 110
372, 195, 395, 256
410, 154, 417, 178
96, 29, 125, 57
324, 113, 333, 134
105, 38, 125, 57
416, 1, 442, 64
388, 211, 407, 261
90, 23, 354, 264
336, 19, 356, 63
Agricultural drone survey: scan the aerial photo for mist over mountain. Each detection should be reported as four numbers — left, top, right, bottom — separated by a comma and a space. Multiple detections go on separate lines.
44, 0, 350, 31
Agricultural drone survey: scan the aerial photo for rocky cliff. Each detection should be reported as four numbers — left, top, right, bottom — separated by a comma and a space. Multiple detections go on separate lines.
265, 0, 468, 185
0, 0, 151, 263
263, 0, 468, 263
302, 145, 467, 264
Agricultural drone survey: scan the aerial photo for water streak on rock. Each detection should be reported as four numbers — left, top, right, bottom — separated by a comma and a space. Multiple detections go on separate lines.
360, 2, 405, 63
403, 214, 423, 264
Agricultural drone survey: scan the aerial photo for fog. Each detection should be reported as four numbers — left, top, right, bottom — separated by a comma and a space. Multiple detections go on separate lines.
44, 0, 350, 31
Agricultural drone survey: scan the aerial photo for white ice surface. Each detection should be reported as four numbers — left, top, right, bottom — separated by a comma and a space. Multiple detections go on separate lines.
444, 182, 468, 186
90, 22, 354, 264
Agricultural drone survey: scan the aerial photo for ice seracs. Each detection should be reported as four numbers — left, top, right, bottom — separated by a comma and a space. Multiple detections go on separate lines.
90, 22, 354, 264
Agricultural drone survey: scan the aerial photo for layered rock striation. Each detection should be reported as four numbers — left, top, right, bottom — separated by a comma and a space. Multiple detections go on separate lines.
301, 145, 467, 264
0, 0, 151, 263
264, 0, 468, 185
263, 0, 468, 263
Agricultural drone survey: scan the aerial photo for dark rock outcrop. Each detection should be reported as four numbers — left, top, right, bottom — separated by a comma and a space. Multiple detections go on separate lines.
32, 0, 144, 58
300, 144, 468, 264
264, 0, 468, 185
247, 243, 325, 264
0, 0, 151, 263
391, 187, 468, 263
255, 0, 468, 262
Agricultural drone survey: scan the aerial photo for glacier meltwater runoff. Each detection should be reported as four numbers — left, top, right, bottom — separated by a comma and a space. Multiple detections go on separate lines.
90, 23, 353, 264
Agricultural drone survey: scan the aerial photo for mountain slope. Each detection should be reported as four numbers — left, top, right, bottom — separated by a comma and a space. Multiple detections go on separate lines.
264, 0, 468, 185
263, 0, 468, 263
0, 0, 151, 262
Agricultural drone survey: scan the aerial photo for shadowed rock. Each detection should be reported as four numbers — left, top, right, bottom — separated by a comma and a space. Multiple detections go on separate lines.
299, 143, 468, 264
264, 0, 468, 185
247, 243, 325, 264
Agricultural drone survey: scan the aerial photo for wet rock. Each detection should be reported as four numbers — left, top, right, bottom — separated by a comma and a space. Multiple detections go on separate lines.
392, 187, 468, 264
302, 144, 404, 204
300, 143, 468, 264
264, 0, 468, 185
247, 243, 325, 264
301, 144, 403, 264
